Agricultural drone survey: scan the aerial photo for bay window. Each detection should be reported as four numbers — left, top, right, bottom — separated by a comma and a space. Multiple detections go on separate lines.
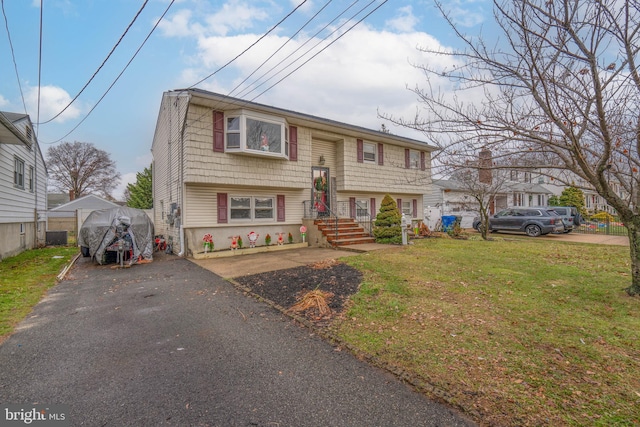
225, 110, 288, 158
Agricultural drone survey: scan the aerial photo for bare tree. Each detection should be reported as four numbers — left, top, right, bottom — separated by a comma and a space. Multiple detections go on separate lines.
46, 141, 121, 200
385, 0, 640, 295
447, 151, 511, 240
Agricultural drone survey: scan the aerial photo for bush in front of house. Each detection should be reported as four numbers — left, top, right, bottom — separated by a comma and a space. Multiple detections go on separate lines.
373, 194, 402, 244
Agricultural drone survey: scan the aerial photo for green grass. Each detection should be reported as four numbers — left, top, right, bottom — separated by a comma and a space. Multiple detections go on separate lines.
0, 246, 78, 340
336, 237, 640, 426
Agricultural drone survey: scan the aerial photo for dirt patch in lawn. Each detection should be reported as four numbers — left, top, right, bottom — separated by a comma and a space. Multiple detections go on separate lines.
234, 259, 362, 326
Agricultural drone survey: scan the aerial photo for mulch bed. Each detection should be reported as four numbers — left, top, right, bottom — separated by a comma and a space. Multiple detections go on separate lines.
234, 259, 362, 326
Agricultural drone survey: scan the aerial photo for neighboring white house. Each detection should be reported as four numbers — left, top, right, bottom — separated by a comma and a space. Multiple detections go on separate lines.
0, 111, 47, 260
424, 177, 554, 229
151, 89, 436, 256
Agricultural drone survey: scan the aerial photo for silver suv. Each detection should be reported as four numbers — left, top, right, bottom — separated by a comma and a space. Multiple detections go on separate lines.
546, 206, 582, 233
488, 207, 564, 237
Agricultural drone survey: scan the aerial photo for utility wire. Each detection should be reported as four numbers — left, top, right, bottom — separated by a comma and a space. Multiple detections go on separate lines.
187, 0, 308, 89
178, 0, 390, 152
38, 0, 150, 124
1, 0, 28, 115
43, 0, 175, 144
226, 0, 333, 100
235, 0, 362, 101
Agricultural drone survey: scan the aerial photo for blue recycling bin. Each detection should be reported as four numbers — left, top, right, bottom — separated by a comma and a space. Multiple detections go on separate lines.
441, 215, 457, 232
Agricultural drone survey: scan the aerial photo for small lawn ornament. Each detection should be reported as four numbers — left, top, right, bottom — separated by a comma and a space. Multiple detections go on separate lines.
276, 232, 285, 245
300, 225, 307, 243
247, 231, 259, 248
203, 233, 214, 253
288, 232, 293, 244
229, 235, 239, 251
265, 233, 272, 246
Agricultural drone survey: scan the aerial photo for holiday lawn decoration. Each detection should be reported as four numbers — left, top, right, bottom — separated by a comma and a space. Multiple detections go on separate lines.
203, 233, 214, 252
247, 231, 259, 248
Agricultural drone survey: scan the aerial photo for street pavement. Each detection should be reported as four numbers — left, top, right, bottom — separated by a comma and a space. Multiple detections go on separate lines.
0, 252, 476, 427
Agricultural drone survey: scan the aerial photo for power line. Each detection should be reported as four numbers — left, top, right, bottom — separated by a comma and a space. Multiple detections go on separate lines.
43, 0, 175, 144
226, 0, 333, 100
235, 0, 363, 101
1, 0, 28, 115
185, 0, 386, 134
38, 0, 150, 124
250, 0, 387, 102
187, 0, 309, 89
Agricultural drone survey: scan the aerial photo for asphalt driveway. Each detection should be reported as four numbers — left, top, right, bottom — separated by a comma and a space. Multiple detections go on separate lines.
0, 253, 475, 426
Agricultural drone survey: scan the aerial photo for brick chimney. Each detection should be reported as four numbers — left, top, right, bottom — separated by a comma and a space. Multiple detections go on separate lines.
69, 189, 75, 201
478, 149, 492, 185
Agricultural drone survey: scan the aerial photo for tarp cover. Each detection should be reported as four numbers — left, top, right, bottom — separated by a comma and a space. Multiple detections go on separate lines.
78, 206, 154, 265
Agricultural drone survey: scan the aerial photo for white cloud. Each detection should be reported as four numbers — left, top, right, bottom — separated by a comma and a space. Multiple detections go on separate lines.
25, 85, 82, 123
0, 94, 8, 108
385, 6, 419, 33
204, 1, 270, 36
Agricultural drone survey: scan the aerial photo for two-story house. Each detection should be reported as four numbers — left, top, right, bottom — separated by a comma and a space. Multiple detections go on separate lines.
151, 89, 435, 256
0, 111, 47, 260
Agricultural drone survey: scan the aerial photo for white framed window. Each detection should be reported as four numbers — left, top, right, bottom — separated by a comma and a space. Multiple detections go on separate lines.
230, 196, 275, 221
401, 201, 412, 216
356, 199, 369, 217
14, 157, 25, 189
409, 150, 420, 169
363, 143, 376, 163
225, 111, 288, 159
28, 166, 34, 192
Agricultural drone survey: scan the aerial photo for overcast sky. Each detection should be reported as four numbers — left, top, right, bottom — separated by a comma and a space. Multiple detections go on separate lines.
0, 0, 492, 200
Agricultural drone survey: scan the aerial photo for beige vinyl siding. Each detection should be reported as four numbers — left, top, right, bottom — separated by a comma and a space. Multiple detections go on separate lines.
182, 105, 308, 189
311, 139, 337, 170
151, 92, 189, 250
340, 138, 431, 194
185, 185, 305, 227
337, 193, 423, 219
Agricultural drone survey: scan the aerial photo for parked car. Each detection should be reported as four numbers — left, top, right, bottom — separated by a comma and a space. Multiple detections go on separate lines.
545, 206, 582, 233
487, 207, 564, 237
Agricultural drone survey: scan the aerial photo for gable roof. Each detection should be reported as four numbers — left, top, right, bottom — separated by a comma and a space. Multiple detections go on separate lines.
49, 194, 119, 212
0, 111, 32, 147
168, 88, 438, 151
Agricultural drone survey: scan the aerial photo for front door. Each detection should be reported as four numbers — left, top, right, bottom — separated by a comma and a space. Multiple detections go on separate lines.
311, 167, 330, 215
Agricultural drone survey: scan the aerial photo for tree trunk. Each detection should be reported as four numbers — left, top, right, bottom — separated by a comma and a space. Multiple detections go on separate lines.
626, 221, 640, 296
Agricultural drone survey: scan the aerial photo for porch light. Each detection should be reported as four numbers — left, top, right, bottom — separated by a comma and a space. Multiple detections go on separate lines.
319, 155, 325, 165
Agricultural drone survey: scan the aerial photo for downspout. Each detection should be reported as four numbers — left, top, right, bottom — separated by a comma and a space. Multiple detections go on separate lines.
177, 93, 190, 256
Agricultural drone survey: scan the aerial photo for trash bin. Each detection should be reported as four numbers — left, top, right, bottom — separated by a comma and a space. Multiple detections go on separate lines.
441, 215, 457, 232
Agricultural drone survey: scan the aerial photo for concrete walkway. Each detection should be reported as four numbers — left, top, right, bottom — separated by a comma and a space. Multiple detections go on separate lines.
192, 243, 394, 279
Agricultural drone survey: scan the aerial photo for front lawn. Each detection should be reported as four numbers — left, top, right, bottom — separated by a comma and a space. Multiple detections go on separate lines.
337, 238, 639, 426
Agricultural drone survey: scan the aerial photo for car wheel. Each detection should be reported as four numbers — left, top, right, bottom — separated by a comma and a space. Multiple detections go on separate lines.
81, 246, 90, 257
525, 225, 542, 237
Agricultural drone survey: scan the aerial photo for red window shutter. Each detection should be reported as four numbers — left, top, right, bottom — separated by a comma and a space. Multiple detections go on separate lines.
377, 143, 384, 166
349, 197, 356, 218
357, 139, 364, 163
277, 195, 285, 222
289, 126, 298, 161
420, 151, 426, 171
217, 193, 228, 224
213, 111, 224, 152
412, 199, 418, 218
397, 198, 402, 212
370, 197, 376, 217
405, 149, 410, 168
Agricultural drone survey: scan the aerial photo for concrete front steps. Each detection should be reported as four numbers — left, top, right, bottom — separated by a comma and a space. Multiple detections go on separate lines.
314, 217, 375, 246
